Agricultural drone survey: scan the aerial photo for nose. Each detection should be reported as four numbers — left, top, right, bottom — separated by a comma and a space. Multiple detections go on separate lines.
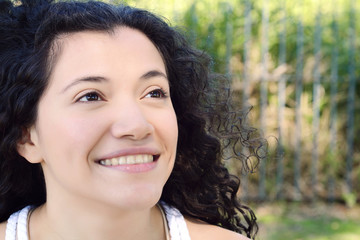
110, 101, 154, 141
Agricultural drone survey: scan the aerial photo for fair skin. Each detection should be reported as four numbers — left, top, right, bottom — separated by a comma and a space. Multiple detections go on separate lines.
0, 27, 249, 240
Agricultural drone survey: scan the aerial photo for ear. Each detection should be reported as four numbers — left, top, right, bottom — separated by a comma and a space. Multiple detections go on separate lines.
17, 126, 43, 164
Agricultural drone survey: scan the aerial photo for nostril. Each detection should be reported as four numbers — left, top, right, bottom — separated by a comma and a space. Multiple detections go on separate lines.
110, 113, 154, 140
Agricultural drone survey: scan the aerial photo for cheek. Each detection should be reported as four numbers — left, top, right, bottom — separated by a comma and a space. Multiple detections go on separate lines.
154, 108, 178, 150
37, 112, 106, 161
168, 114, 178, 148
62, 117, 104, 145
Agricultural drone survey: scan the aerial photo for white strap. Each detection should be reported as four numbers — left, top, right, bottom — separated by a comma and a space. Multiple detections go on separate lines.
5, 211, 19, 240
5, 206, 31, 240
17, 206, 31, 240
161, 202, 191, 240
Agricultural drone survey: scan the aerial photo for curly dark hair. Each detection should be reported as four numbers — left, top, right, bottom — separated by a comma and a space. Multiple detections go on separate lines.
0, 0, 265, 238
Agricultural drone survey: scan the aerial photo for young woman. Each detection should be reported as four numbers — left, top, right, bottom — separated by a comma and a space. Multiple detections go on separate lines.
0, 0, 264, 239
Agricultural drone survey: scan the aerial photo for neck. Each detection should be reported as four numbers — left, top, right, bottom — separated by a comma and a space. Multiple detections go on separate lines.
29, 198, 165, 240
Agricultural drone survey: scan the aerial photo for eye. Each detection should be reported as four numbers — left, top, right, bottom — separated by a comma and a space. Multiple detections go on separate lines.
145, 89, 168, 98
77, 91, 103, 102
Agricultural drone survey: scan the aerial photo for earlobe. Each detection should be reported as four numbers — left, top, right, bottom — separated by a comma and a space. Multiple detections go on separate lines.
17, 126, 43, 164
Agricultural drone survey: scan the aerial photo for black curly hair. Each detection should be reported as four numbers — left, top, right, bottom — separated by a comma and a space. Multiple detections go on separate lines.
0, 0, 265, 238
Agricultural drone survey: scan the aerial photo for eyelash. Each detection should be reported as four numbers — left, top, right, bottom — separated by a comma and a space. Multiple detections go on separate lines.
76, 91, 103, 102
145, 88, 168, 99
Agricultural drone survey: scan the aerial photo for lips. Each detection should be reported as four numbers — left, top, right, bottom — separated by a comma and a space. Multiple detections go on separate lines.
97, 153, 161, 166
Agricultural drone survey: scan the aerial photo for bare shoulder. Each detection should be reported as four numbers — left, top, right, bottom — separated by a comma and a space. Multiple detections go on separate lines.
185, 217, 250, 240
0, 221, 6, 240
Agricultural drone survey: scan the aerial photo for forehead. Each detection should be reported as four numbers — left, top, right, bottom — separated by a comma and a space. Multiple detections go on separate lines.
52, 27, 163, 64
46, 27, 166, 88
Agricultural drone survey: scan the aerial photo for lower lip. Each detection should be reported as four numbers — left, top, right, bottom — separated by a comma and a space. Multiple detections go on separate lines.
99, 161, 157, 173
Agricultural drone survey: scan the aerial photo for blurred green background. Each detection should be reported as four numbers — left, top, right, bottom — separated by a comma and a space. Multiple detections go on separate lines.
110, 0, 360, 239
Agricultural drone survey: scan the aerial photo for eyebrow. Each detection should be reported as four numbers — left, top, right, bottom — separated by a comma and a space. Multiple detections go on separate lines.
61, 70, 168, 93
61, 76, 107, 93
140, 70, 168, 80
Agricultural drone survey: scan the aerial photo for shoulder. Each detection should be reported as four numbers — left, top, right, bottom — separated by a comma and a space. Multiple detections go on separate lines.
184, 217, 250, 240
0, 221, 6, 240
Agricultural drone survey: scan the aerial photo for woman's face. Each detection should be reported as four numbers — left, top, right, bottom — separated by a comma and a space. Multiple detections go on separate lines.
22, 27, 178, 209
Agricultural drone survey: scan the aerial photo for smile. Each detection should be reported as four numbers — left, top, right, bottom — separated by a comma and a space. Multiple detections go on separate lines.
99, 154, 154, 166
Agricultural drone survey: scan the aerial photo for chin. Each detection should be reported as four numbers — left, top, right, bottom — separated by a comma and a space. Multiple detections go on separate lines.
106, 185, 164, 210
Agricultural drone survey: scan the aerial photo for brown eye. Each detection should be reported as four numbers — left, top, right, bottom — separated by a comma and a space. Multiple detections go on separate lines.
145, 89, 167, 98
78, 92, 103, 102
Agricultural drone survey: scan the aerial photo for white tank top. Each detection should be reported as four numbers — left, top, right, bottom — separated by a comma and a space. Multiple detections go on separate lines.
5, 202, 191, 240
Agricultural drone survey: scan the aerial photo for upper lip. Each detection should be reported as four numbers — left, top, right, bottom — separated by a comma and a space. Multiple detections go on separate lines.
96, 147, 161, 161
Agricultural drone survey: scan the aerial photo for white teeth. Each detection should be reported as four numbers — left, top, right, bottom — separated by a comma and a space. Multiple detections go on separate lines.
119, 156, 126, 164
136, 155, 143, 163
111, 158, 118, 165
99, 154, 154, 166
127, 155, 135, 164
